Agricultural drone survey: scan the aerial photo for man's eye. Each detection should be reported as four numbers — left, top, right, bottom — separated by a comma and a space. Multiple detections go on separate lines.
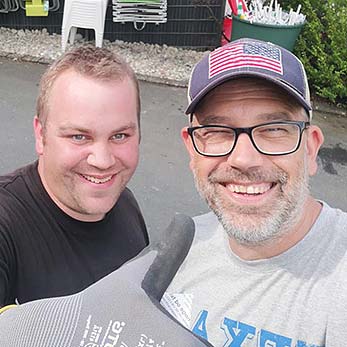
71, 134, 86, 141
197, 129, 233, 140
265, 127, 288, 132
112, 133, 127, 141
260, 127, 289, 135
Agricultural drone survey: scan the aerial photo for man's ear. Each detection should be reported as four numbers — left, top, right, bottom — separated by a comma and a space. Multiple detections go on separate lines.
306, 125, 324, 176
33, 116, 44, 155
181, 127, 196, 159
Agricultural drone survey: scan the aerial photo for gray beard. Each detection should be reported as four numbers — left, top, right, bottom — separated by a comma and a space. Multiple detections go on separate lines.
193, 160, 310, 247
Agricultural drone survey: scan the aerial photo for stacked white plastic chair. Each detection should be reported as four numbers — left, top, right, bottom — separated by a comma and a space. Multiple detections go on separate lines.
112, 0, 167, 31
0, 0, 19, 12
61, 0, 109, 50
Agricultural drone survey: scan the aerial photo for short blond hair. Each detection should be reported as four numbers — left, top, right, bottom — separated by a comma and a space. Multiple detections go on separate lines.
36, 45, 140, 127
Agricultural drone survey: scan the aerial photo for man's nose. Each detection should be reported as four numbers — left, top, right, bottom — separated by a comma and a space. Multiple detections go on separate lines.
226, 133, 264, 170
87, 143, 116, 170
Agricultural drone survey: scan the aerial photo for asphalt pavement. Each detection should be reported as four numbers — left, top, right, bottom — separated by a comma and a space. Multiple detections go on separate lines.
1, 57, 346, 240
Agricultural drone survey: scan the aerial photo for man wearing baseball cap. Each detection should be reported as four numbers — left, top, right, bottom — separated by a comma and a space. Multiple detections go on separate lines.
162, 38, 347, 346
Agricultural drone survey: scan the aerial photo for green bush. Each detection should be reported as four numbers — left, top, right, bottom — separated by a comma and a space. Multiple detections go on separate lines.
280, 0, 347, 104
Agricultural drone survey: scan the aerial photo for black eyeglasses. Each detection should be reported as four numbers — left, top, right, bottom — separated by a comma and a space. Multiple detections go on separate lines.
188, 120, 310, 157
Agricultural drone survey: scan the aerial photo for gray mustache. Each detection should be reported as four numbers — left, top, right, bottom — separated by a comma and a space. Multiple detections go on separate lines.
208, 167, 288, 186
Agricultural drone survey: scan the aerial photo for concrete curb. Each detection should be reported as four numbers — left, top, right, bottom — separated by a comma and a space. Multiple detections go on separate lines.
312, 99, 347, 118
0, 50, 188, 88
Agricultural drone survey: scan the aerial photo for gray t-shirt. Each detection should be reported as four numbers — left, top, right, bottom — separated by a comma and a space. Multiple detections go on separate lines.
162, 202, 347, 347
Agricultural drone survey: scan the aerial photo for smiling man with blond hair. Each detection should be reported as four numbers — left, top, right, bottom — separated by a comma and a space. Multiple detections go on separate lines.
0, 45, 148, 307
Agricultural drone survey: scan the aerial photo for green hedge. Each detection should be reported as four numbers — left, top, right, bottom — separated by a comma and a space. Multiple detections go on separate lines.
280, 0, 347, 105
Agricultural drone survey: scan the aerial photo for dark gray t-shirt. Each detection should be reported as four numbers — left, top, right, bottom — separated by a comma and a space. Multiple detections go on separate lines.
0, 162, 148, 306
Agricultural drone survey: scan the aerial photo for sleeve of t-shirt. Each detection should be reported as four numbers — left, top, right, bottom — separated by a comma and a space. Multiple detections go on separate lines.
0, 222, 15, 308
123, 187, 149, 245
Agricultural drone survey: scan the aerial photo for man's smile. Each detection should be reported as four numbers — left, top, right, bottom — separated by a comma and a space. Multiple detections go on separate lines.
225, 182, 273, 195
217, 180, 280, 206
80, 174, 115, 184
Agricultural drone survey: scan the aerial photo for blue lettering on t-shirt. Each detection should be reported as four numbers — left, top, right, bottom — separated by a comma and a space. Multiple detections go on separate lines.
221, 318, 256, 346
296, 341, 323, 347
191, 310, 323, 347
259, 329, 292, 347
192, 310, 209, 340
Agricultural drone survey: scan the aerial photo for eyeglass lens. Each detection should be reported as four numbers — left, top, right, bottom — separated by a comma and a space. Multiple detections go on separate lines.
192, 123, 302, 156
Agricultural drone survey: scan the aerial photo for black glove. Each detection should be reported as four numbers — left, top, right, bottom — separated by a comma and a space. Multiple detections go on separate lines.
0, 214, 213, 347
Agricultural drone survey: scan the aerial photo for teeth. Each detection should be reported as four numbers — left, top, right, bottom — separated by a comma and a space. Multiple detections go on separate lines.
82, 174, 113, 184
227, 183, 271, 195
239, 186, 247, 193
246, 186, 255, 194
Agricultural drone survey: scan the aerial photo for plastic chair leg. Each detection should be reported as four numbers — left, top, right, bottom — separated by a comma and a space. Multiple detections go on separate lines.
61, 26, 71, 51
69, 26, 77, 45
95, 31, 104, 47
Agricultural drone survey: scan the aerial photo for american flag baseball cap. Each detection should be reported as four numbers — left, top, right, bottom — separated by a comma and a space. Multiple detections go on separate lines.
186, 38, 312, 119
